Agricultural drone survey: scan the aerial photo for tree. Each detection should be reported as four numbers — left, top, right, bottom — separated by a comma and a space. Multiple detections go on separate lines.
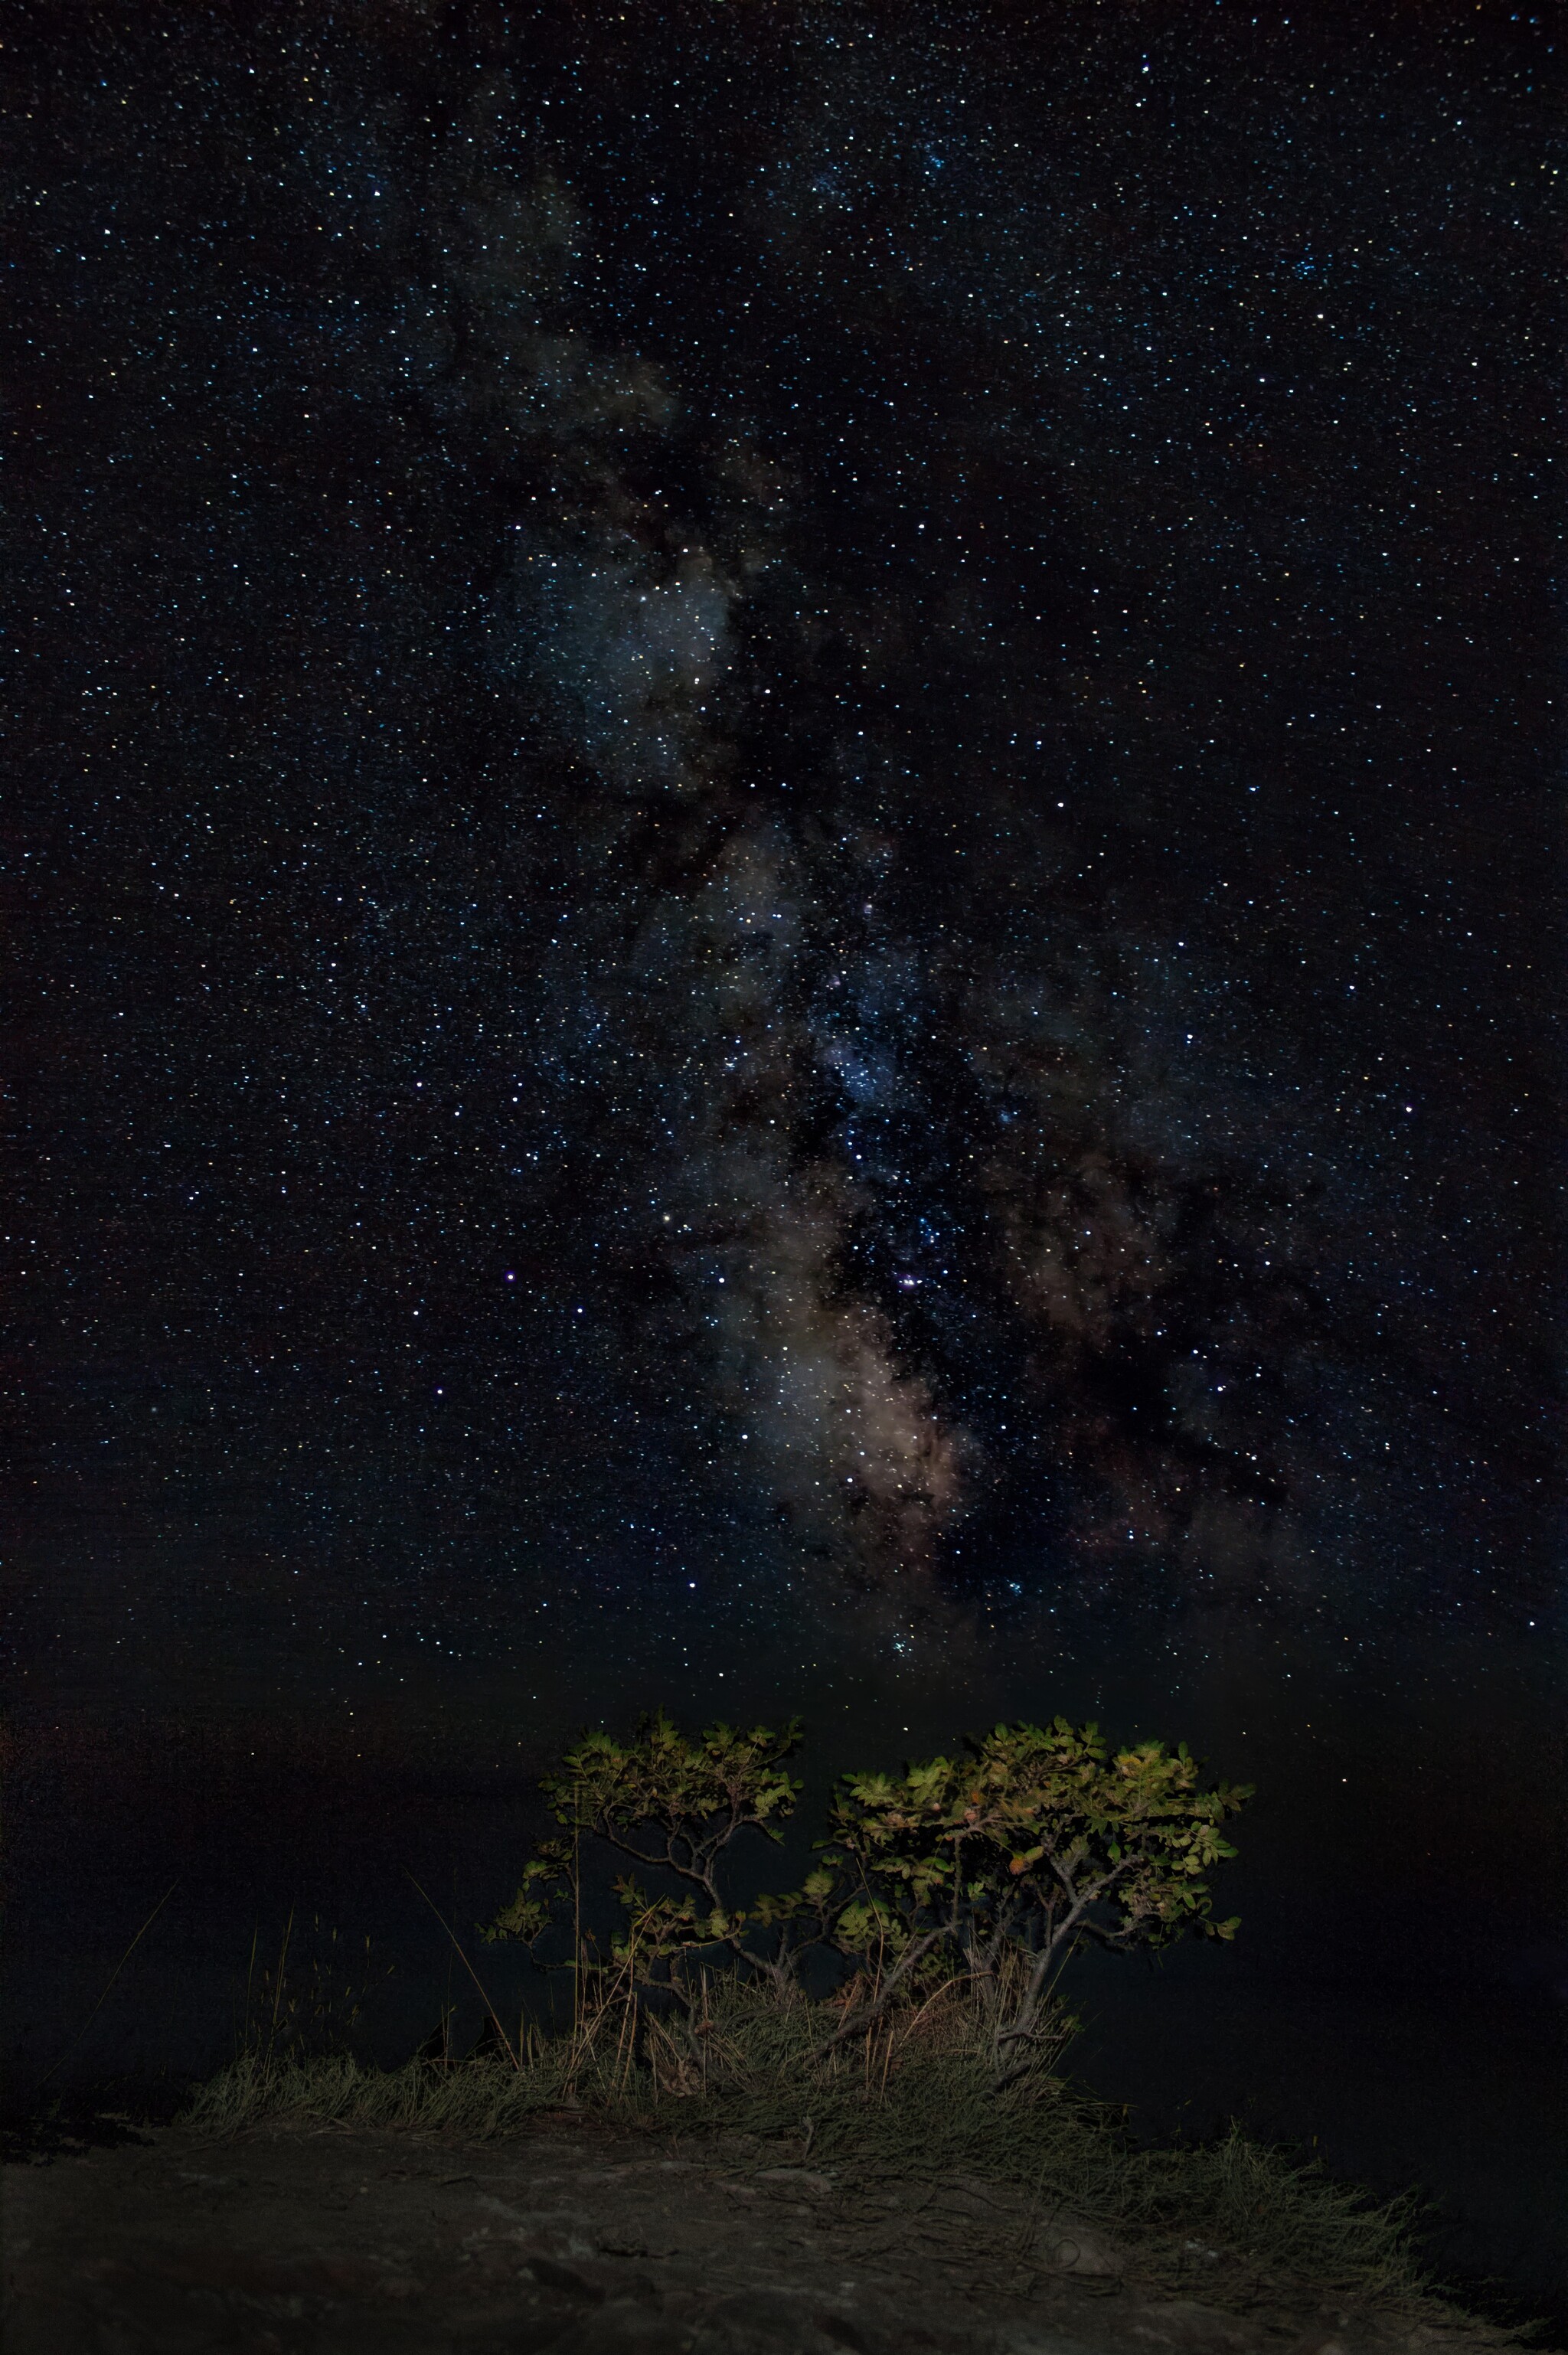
487, 1710, 1250, 2090
485, 1710, 808, 2004
817, 1718, 1251, 2085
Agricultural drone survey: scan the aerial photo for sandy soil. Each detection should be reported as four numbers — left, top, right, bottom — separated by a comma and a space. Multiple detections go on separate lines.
2, 2116, 1520, 2355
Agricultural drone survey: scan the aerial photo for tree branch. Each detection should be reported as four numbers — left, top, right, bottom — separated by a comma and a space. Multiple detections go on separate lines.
810, 1929, 947, 2056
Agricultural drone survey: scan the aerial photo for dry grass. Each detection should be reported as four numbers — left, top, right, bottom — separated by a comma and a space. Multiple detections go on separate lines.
181, 1968, 1449, 2319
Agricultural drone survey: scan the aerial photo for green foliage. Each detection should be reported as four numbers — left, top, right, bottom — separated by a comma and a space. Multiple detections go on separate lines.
485, 1710, 807, 2001
485, 1708, 1250, 2090
818, 1717, 1251, 2081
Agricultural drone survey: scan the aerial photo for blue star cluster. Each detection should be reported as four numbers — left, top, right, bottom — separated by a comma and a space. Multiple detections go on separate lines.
7, 0, 1557, 1710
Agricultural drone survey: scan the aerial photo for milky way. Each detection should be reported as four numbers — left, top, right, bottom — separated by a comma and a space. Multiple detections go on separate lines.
8, 1, 1557, 1697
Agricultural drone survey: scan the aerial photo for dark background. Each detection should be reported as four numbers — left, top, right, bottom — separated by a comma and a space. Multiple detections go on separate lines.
4, 0, 1563, 2324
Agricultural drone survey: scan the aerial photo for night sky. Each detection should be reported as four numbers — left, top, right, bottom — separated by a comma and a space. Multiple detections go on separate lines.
5, 0, 1564, 2308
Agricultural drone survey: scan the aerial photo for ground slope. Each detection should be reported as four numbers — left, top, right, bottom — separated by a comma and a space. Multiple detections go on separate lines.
2, 2118, 1527, 2355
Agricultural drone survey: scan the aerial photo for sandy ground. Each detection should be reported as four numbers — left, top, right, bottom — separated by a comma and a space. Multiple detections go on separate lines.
2, 2116, 1521, 2355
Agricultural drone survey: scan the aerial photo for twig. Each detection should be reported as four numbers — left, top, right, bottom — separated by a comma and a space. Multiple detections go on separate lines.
33, 1882, 180, 2094
897, 1972, 969, 2046
243, 1922, 259, 2046
404, 1872, 520, 2070
267, 1908, 296, 2056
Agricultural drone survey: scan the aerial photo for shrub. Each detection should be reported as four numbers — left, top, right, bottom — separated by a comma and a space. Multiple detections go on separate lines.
817, 1718, 1251, 2084
486, 1710, 1250, 2090
485, 1711, 809, 2008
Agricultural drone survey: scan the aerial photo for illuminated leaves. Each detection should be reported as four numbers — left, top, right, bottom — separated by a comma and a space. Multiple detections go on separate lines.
487, 1707, 1249, 2079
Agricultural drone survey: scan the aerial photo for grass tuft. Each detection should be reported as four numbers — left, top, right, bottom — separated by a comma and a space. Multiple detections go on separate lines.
179, 1975, 1449, 2319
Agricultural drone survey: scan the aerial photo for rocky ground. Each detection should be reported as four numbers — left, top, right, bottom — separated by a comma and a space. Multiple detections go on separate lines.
2, 2115, 1524, 2355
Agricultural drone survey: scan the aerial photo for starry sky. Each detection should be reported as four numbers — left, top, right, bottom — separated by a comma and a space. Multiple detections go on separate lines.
10, 0, 1556, 1708
5, 0, 1566, 2300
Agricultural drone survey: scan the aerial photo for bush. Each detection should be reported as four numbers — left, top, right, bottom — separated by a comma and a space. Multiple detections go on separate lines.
486, 1709, 1250, 2091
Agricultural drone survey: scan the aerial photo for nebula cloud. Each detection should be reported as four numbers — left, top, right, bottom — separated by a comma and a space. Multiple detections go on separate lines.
407, 126, 1339, 1639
